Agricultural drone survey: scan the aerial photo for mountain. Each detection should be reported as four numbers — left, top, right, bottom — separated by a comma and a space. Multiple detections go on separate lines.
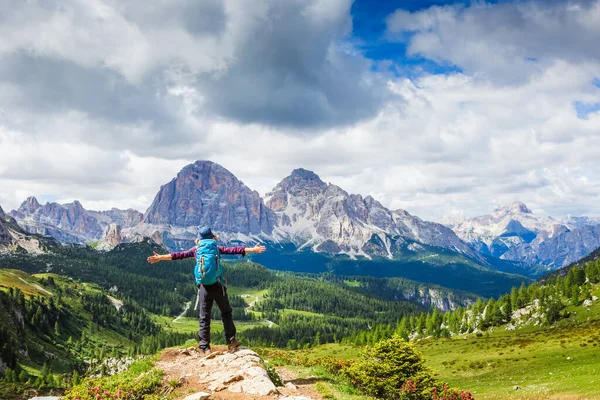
0, 204, 57, 254
9, 197, 142, 243
440, 201, 600, 268
0, 206, 14, 248
439, 201, 557, 257
265, 168, 485, 263
562, 215, 600, 229
137, 161, 276, 248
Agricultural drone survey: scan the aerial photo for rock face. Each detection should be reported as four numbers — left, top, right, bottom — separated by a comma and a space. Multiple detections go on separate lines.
503, 224, 600, 268
143, 161, 276, 235
96, 224, 123, 251
440, 202, 600, 268
9, 197, 142, 243
0, 206, 15, 248
266, 168, 484, 262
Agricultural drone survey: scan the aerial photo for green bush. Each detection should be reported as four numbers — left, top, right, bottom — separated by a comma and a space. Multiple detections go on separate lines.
343, 334, 438, 400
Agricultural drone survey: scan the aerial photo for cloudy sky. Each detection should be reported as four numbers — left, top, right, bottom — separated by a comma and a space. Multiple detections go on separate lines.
1, 0, 599, 220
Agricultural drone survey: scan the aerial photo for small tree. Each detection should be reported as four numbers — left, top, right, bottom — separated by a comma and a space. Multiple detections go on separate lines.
344, 334, 437, 399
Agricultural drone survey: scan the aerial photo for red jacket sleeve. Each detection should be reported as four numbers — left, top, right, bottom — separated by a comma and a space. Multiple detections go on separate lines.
218, 246, 246, 257
170, 247, 197, 260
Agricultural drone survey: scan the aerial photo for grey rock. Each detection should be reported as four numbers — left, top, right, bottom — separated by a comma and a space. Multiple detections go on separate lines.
440, 201, 600, 268
142, 161, 276, 235
96, 224, 123, 251
266, 168, 484, 262
9, 197, 142, 243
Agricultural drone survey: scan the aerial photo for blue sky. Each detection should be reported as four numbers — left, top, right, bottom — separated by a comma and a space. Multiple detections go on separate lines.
350, 0, 468, 76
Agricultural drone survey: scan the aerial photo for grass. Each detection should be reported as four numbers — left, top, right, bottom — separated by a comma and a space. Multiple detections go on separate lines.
263, 291, 600, 400
0, 269, 52, 296
413, 293, 600, 399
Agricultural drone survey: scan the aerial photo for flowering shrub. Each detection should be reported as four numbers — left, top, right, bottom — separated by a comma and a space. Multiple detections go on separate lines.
431, 384, 476, 400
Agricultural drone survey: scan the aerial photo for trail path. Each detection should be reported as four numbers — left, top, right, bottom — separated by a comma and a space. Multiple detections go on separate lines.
173, 301, 192, 323
243, 295, 274, 328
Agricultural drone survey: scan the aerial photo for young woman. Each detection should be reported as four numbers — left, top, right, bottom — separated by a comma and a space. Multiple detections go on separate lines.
147, 226, 266, 353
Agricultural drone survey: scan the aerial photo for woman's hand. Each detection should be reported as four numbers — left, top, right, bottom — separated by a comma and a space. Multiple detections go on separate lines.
246, 243, 266, 254
147, 251, 170, 264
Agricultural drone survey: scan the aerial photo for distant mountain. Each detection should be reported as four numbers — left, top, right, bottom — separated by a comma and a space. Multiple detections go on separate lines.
265, 168, 485, 263
538, 244, 600, 283
0, 204, 59, 254
9, 197, 143, 243
440, 202, 600, 268
136, 160, 277, 248
562, 215, 600, 229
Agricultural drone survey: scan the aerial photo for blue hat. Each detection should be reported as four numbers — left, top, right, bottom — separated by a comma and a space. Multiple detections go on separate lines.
198, 226, 216, 240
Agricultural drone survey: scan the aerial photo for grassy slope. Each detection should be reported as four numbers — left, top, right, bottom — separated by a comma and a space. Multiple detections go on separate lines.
267, 285, 600, 400
0, 269, 135, 376
417, 285, 600, 400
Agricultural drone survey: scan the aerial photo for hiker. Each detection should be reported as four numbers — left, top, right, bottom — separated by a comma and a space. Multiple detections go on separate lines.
147, 226, 266, 353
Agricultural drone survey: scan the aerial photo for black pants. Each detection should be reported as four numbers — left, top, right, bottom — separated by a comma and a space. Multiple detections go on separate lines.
197, 282, 236, 350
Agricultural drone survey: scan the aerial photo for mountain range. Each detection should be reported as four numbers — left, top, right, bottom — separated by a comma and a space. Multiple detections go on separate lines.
4, 160, 600, 271
439, 202, 600, 268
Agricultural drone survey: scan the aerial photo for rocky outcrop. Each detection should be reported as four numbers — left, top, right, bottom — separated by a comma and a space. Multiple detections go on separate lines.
0, 206, 14, 248
96, 224, 123, 251
10, 197, 142, 244
143, 161, 276, 236
266, 168, 484, 262
157, 347, 314, 399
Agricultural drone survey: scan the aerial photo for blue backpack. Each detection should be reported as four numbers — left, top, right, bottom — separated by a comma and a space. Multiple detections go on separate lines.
194, 239, 222, 286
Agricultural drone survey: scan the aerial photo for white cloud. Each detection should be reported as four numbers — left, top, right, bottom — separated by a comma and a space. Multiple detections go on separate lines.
1, 0, 599, 223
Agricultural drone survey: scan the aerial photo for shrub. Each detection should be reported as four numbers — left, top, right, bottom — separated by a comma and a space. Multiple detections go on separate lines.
343, 334, 438, 400
432, 384, 476, 400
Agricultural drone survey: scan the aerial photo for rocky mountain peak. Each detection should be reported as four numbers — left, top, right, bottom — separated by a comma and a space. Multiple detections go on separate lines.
19, 196, 41, 214
142, 160, 275, 235
264, 169, 328, 213
495, 201, 532, 215
290, 168, 326, 183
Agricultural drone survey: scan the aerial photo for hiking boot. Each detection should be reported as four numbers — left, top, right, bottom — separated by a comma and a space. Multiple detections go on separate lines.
199, 347, 212, 355
228, 338, 242, 352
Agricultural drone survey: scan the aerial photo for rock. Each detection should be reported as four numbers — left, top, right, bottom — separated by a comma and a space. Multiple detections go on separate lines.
583, 300, 593, 307
182, 393, 210, 400
280, 397, 313, 400
265, 168, 483, 262
592, 296, 598, 301
158, 347, 278, 397
9, 197, 142, 244
285, 382, 298, 390
97, 224, 122, 250
513, 385, 521, 390
142, 161, 276, 234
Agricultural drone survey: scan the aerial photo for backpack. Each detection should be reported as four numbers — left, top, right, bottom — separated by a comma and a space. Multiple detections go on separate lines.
194, 239, 222, 286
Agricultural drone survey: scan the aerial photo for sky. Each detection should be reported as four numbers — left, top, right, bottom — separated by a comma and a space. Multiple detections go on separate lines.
0, 0, 599, 221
